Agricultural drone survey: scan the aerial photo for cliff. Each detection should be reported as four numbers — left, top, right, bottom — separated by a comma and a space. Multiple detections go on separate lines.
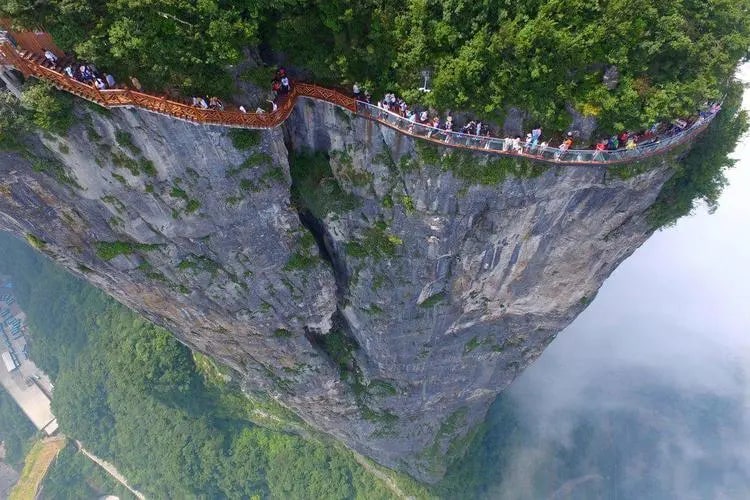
0, 96, 672, 482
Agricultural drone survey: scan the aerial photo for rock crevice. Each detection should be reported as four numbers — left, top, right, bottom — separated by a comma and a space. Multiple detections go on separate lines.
0, 96, 673, 482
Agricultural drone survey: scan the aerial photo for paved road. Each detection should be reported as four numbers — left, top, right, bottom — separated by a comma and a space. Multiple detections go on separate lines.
74, 440, 146, 500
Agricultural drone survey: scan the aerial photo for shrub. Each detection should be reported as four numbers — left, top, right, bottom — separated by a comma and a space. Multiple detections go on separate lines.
95, 241, 158, 260
19, 82, 73, 134
228, 130, 262, 150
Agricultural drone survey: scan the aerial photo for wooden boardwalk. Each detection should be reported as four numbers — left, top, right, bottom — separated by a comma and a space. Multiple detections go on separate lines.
0, 26, 717, 166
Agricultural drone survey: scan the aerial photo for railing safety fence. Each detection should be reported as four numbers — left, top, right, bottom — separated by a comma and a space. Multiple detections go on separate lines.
355, 101, 716, 166
0, 35, 717, 166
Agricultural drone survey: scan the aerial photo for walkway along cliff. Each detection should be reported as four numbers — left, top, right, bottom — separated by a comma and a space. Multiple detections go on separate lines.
0, 28, 717, 166
0, 27, 723, 483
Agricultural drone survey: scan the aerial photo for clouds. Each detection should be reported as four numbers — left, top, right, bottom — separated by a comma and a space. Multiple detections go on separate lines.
451, 64, 750, 500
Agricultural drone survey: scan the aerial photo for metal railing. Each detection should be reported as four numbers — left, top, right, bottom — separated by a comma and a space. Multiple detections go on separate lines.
0, 34, 717, 167
356, 101, 717, 166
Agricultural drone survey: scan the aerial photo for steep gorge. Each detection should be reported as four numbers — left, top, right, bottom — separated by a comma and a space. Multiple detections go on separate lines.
0, 96, 674, 482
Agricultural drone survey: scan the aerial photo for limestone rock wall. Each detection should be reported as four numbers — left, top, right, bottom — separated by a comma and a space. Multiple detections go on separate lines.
0, 97, 671, 482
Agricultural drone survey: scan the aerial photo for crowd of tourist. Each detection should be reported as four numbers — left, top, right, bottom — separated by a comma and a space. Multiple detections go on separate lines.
350, 83, 720, 160
35, 42, 717, 160
42, 47, 121, 92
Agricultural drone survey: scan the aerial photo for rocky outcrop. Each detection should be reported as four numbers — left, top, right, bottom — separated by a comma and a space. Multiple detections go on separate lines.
0, 95, 672, 482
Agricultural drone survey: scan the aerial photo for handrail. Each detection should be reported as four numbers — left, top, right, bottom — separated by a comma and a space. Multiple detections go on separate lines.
0, 36, 717, 167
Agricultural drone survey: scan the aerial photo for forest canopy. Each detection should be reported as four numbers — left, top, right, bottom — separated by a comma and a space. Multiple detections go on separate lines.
2, 0, 750, 133
0, 232, 425, 499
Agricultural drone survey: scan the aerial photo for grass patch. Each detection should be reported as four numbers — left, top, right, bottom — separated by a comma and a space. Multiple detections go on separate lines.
111, 151, 140, 175
95, 241, 159, 261
139, 159, 157, 176
420, 291, 446, 308
228, 129, 262, 150
443, 150, 547, 185
464, 336, 482, 353
346, 221, 403, 260
289, 151, 360, 219
332, 149, 373, 187
401, 195, 415, 213
185, 199, 201, 214
9, 438, 67, 500
31, 156, 79, 187
176, 255, 220, 274
115, 130, 140, 154
226, 153, 273, 177
170, 186, 188, 200
261, 165, 286, 184
284, 251, 318, 270
25, 233, 46, 250
273, 328, 292, 338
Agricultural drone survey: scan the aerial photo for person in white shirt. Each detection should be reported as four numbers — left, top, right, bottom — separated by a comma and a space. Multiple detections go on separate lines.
43, 49, 57, 64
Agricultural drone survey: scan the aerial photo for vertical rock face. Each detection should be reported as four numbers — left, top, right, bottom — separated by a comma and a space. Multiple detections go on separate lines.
0, 98, 672, 482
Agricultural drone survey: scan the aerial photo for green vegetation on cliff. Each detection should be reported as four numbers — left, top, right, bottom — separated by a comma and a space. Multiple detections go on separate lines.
649, 80, 749, 228
3, 1, 749, 133
0, 232, 425, 499
41, 442, 137, 500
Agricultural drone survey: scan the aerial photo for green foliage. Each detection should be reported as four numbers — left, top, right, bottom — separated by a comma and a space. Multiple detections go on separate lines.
185, 198, 201, 214
24, 233, 46, 250
31, 156, 79, 187
401, 195, 415, 213
284, 230, 319, 271
42, 442, 137, 500
111, 151, 141, 175
95, 240, 158, 261
0, 386, 36, 466
284, 251, 318, 271
420, 291, 446, 308
225, 153, 272, 177
0, 91, 29, 150
4, 1, 258, 97
115, 130, 139, 154
464, 336, 481, 353
5, 0, 749, 137
0, 232, 411, 499
273, 328, 292, 338
261, 165, 286, 184
332, 149, 373, 187
239, 65, 278, 88
444, 150, 547, 185
228, 129, 262, 150
346, 221, 403, 260
139, 159, 157, 176
176, 255, 220, 274
649, 81, 749, 228
169, 186, 188, 200
289, 151, 360, 219
19, 82, 73, 134
321, 330, 357, 372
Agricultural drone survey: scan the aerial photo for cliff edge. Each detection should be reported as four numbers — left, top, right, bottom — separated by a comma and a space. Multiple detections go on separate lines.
0, 96, 672, 482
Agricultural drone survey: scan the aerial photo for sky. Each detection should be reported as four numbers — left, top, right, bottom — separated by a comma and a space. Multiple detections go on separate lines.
476, 64, 750, 499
